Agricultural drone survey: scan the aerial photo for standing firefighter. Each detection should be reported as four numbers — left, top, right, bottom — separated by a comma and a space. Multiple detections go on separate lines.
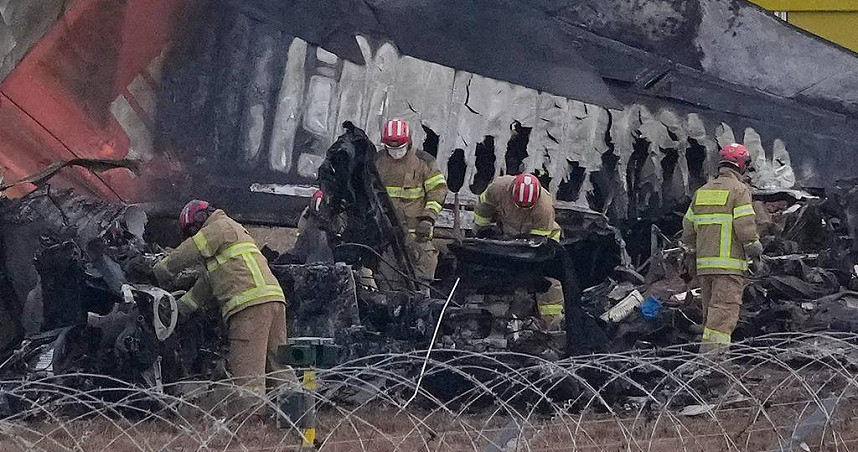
682, 144, 763, 352
474, 174, 564, 328
153, 200, 295, 402
375, 118, 448, 292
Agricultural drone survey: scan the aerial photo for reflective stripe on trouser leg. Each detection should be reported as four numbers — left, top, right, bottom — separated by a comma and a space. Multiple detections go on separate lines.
700, 274, 745, 344
537, 278, 564, 331
702, 327, 731, 344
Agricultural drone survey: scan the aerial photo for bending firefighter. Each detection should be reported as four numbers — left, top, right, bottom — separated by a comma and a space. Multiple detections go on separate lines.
153, 200, 296, 400
375, 118, 448, 292
474, 174, 564, 330
682, 143, 762, 352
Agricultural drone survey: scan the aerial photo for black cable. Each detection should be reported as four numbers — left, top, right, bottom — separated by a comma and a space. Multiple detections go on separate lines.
334, 242, 449, 299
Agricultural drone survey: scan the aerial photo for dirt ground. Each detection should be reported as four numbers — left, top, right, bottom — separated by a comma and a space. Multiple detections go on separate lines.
3, 396, 857, 452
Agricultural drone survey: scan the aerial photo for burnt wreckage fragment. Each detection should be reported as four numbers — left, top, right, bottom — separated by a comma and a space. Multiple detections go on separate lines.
2, 139, 858, 416
0, 187, 227, 414
315, 121, 418, 287
279, 123, 606, 360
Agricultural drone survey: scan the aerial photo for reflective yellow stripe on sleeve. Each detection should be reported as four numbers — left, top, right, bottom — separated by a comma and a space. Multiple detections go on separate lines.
425, 201, 443, 214
685, 205, 695, 222
178, 292, 199, 315
702, 327, 731, 344
549, 229, 562, 242
538, 304, 564, 316
424, 173, 447, 191
473, 212, 493, 226
733, 204, 755, 219
192, 231, 214, 257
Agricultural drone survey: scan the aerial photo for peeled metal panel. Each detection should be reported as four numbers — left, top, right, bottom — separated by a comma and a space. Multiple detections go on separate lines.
240, 31, 279, 165
362, 42, 399, 145
387, 55, 455, 146
127, 75, 156, 120
109, 94, 154, 161
0, 0, 68, 82
235, 0, 621, 109
269, 37, 308, 173
303, 75, 335, 137
0, 23, 15, 57
331, 59, 366, 143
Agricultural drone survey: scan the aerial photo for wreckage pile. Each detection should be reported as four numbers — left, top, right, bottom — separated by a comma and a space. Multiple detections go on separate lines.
1, 125, 857, 431
0, 187, 230, 414
580, 178, 858, 352
740, 182, 858, 337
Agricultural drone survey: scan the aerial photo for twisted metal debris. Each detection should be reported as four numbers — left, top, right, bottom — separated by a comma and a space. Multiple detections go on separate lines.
1, 332, 857, 451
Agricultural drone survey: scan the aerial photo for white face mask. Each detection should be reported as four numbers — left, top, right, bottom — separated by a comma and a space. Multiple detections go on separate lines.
386, 144, 408, 160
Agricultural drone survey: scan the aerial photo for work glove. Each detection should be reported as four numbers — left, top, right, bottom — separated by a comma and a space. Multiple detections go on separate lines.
679, 242, 696, 282
745, 240, 764, 259
414, 219, 433, 242
173, 291, 201, 324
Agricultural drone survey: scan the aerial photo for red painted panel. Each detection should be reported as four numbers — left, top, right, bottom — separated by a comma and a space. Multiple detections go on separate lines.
0, 0, 192, 200
0, 94, 119, 200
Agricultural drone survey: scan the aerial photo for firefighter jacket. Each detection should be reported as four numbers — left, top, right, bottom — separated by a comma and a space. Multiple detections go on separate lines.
154, 210, 286, 320
375, 146, 448, 230
682, 167, 761, 276
473, 175, 562, 242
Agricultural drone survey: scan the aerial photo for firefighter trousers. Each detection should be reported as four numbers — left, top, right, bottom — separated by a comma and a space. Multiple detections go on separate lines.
699, 274, 745, 345
227, 301, 298, 401
377, 236, 438, 293
536, 277, 564, 331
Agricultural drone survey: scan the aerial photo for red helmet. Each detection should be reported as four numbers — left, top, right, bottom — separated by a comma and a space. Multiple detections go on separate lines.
720, 143, 751, 172
311, 189, 324, 213
381, 118, 411, 148
511, 174, 541, 208
179, 200, 210, 235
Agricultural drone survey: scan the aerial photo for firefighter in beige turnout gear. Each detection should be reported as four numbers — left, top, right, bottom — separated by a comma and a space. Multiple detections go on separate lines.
375, 119, 448, 292
682, 143, 762, 352
154, 200, 297, 403
474, 174, 564, 329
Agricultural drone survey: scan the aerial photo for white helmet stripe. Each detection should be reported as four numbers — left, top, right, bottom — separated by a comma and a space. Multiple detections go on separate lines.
527, 183, 534, 204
